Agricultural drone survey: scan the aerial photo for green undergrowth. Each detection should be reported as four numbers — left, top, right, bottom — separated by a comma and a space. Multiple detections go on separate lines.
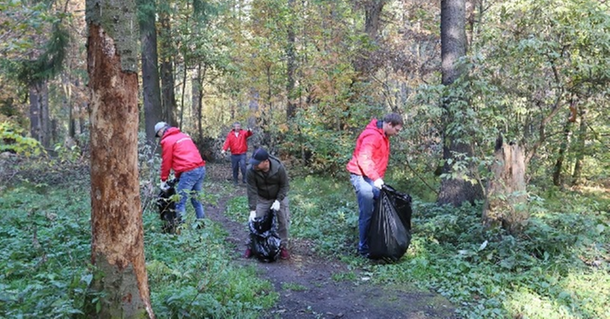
250, 175, 609, 319
0, 181, 277, 318
2, 171, 608, 318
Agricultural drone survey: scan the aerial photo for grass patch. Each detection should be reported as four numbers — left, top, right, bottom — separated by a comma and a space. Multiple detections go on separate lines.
281, 282, 308, 291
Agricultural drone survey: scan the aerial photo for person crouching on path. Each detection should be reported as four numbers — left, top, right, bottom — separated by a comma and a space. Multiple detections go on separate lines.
245, 148, 291, 260
221, 122, 253, 186
155, 121, 206, 222
346, 113, 403, 258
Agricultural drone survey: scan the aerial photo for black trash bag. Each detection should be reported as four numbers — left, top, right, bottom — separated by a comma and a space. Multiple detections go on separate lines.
249, 209, 281, 262
156, 179, 182, 234
367, 184, 413, 262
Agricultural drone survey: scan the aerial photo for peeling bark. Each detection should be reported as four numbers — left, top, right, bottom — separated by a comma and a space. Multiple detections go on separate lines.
86, 0, 154, 315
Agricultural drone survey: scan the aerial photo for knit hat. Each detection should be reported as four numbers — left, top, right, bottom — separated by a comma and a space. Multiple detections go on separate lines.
249, 148, 269, 165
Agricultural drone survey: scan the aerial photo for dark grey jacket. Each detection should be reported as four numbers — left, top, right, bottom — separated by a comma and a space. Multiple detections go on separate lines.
246, 156, 290, 210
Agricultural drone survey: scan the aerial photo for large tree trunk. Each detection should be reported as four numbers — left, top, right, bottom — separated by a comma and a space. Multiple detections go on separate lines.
86, 0, 154, 317
138, 0, 163, 146
482, 136, 528, 234
29, 80, 51, 148
159, 11, 177, 126
437, 0, 483, 206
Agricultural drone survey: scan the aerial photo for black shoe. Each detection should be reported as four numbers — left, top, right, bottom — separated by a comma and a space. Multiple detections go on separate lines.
357, 250, 370, 259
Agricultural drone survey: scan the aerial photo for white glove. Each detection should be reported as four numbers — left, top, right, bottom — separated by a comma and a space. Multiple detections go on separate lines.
373, 178, 384, 189
270, 200, 280, 211
221, 150, 226, 155
249, 210, 256, 221
160, 181, 170, 191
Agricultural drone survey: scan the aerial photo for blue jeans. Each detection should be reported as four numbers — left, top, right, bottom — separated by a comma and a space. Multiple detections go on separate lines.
231, 153, 247, 184
176, 166, 206, 219
349, 174, 380, 255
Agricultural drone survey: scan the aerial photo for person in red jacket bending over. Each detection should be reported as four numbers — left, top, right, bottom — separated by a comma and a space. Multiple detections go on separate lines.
346, 113, 403, 258
155, 121, 206, 221
221, 122, 253, 186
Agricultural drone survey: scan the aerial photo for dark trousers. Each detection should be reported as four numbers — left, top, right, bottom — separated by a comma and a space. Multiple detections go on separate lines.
231, 153, 247, 184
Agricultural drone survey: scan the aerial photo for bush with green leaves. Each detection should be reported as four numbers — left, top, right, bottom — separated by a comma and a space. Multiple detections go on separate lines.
0, 121, 45, 156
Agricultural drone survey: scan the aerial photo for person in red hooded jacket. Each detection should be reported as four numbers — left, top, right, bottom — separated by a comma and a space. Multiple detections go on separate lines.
346, 113, 403, 258
155, 121, 206, 221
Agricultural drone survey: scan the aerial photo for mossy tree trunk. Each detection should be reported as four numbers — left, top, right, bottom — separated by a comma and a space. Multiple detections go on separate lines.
86, 0, 154, 317
482, 136, 528, 234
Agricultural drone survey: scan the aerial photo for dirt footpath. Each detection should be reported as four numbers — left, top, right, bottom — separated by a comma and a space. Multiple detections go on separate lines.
205, 164, 457, 319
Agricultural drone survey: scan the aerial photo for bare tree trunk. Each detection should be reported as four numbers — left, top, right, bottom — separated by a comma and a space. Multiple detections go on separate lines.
352, 0, 386, 82
179, 61, 188, 130
86, 0, 154, 316
138, 0, 163, 146
159, 12, 177, 126
29, 82, 42, 142
483, 136, 528, 234
552, 120, 573, 186
40, 82, 50, 148
286, 0, 297, 120
29, 79, 51, 148
437, 0, 483, 206
248, 87, 259, 130
572, 109, 587, 186
192, 63, 204, 141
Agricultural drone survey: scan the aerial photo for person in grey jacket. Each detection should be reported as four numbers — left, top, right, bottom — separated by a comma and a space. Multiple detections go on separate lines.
244, 147, 291, 260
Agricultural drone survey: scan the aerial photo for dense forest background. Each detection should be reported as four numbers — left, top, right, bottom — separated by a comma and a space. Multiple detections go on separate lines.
1, 0, 609, 318
2, 0, 609, 190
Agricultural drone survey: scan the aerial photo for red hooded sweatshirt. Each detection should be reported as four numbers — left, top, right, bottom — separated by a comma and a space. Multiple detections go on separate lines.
160, 127, 205, 181
346, 119, 390, 181
222, 129, 253, 155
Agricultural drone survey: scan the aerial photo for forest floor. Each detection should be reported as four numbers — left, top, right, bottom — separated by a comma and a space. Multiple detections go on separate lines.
204, 163, 458, 319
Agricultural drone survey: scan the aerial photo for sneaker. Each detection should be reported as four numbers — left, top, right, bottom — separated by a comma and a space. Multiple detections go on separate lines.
244, 248, 252, 258
280, 247, 290, 260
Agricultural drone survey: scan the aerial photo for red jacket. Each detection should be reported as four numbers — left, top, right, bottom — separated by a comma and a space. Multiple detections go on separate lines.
346, 119, 390, 181
222, 129, 253, 155
160, 127, 205, 181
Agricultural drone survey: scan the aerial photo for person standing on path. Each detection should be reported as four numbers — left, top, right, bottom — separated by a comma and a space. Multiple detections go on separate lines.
346, 113, 404, 258
155, 121, 206, 222
245, 148, 291, 260
221, 122, 253, 186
